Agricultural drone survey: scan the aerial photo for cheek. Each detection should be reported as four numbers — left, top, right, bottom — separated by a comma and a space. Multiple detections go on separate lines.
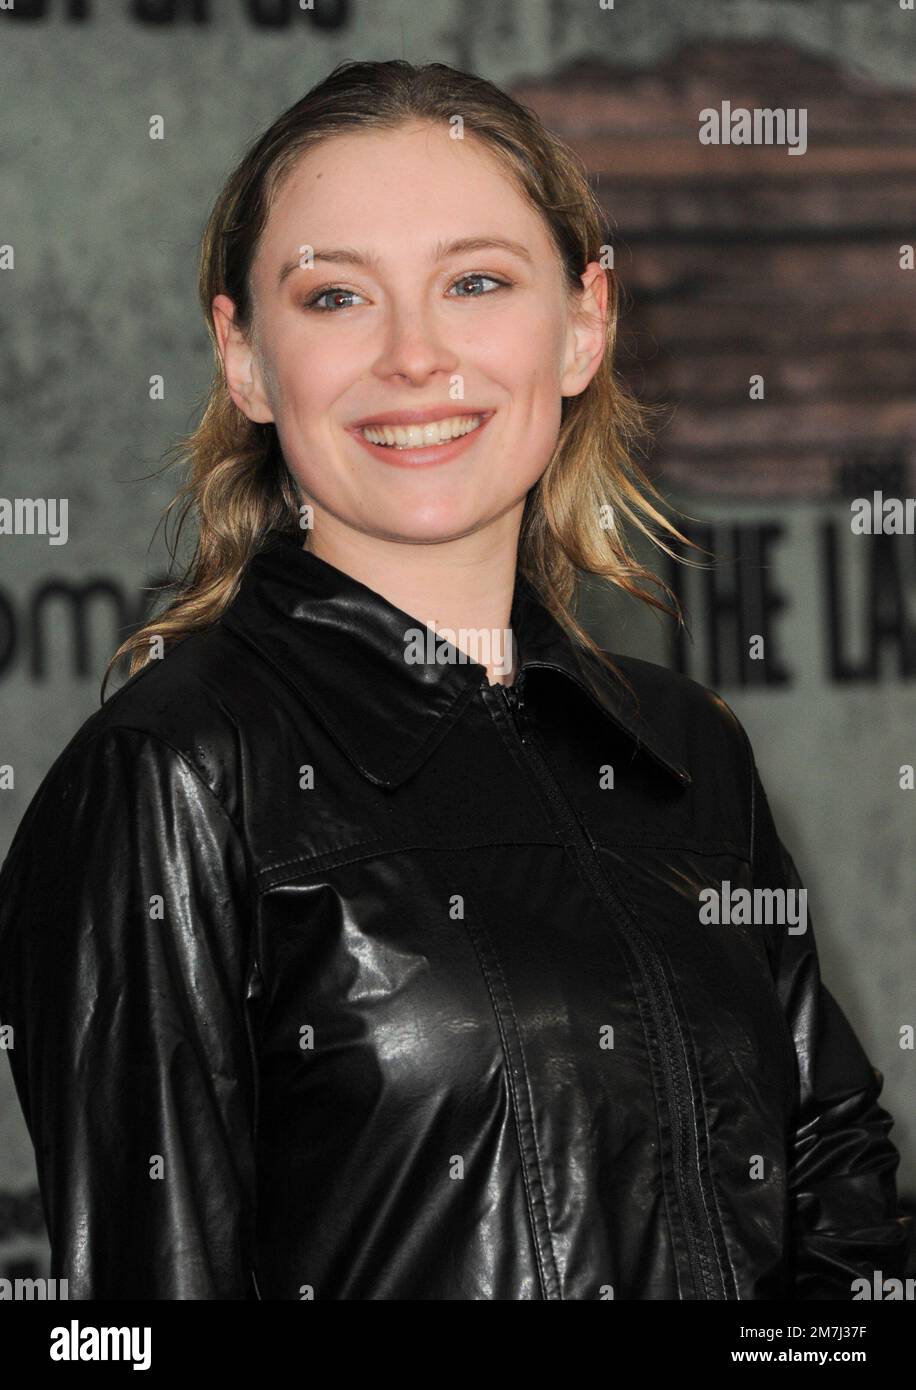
273, 352, 342, 430
478, 308, 566, 395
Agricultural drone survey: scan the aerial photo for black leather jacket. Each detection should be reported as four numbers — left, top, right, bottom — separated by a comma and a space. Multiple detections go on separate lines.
0, 527, 907, 1299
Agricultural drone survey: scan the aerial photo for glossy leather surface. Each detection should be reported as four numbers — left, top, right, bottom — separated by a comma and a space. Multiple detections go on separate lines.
0, 527, 907, 1299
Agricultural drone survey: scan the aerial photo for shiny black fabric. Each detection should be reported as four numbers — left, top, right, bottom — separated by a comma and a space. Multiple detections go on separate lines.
0, 527, 907, 1300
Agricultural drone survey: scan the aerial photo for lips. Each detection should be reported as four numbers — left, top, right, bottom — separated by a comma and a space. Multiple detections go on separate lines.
348, 409, 495, 469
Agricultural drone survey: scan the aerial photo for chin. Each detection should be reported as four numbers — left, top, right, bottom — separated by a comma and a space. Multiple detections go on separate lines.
366, 505, 488, 545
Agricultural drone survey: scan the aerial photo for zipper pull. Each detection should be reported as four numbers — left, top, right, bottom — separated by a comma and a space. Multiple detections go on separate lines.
500, 681, 527, 741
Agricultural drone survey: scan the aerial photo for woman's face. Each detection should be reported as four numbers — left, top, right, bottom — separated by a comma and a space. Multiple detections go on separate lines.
214, 121, 607, 547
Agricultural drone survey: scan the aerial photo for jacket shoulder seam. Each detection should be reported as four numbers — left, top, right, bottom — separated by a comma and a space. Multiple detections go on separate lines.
65, 721, 247, 848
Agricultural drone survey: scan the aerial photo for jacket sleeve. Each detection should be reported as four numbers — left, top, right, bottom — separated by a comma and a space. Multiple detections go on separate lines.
743, 734, 910, 1299
0, 724, 259, 1299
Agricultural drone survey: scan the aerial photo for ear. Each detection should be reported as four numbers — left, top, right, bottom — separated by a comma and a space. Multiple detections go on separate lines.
211, 294, 275, 424
559, 262, 609, 401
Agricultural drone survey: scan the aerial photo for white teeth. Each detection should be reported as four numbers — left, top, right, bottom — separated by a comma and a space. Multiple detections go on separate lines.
360, 415, 483, 448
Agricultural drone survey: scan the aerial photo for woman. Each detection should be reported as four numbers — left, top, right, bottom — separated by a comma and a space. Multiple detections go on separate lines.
0, 60, 907, 1301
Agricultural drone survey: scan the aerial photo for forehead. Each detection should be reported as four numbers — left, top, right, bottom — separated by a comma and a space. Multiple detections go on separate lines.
256, 123, 553, 270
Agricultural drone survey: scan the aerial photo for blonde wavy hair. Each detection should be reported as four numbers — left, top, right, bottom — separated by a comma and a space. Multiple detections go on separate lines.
102, 58, 696, 703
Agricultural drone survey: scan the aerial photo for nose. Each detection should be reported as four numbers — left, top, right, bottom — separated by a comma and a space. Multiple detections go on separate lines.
371, 297, 460, 387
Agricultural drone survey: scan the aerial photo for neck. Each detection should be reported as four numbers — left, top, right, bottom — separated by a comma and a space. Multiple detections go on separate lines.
303, 508, 523, 686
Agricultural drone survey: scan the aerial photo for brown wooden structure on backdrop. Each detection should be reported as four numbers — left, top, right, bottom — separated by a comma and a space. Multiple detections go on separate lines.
513, 42, 916, 501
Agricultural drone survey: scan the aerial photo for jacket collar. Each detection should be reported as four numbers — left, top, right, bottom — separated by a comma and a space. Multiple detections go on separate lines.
220, 528, 691, 790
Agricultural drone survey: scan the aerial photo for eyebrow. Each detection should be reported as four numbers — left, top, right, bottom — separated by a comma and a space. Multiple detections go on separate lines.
277, 236, 533, 287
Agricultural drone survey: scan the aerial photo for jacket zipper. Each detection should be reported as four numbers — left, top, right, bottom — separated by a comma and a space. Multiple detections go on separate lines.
495, 678, 729, 1300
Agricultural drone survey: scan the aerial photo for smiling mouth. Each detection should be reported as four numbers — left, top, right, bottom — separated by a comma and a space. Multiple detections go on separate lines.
359, 414, 484, 449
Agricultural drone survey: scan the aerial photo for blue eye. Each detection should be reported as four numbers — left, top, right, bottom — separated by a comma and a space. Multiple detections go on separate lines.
304, 287, 364, 313
448, 273, 508, 298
